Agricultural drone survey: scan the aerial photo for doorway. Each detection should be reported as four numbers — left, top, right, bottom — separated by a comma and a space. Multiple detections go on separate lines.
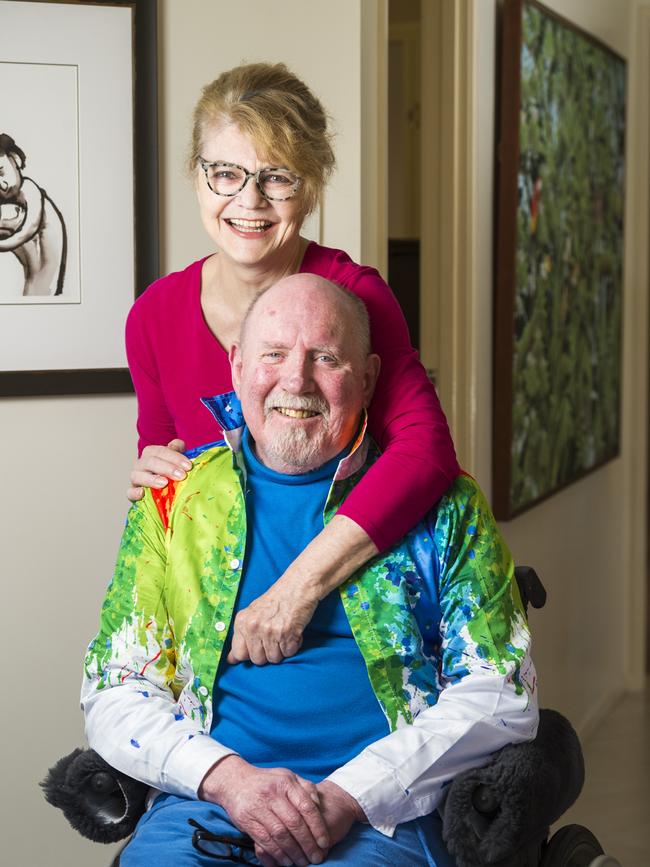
387, 0, 422, 352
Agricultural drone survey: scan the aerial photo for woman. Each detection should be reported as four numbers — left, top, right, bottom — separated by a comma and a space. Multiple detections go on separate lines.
126, 62, 459, 665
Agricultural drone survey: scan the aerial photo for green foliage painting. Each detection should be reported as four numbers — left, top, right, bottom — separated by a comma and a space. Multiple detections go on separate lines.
508, 2, 625, 514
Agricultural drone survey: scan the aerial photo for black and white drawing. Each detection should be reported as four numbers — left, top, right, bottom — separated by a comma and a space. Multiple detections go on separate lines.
0, 0, 155, 392
0, 132, 67, 296
0, 59, 80, 304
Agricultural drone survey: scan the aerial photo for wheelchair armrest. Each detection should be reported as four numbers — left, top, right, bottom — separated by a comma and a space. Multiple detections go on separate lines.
41, 748, 148, 843
514, 566, 547, 614
441, 708, 584, 867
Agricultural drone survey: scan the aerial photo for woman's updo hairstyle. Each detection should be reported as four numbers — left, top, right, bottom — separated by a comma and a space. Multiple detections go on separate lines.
189, 62, 335, 215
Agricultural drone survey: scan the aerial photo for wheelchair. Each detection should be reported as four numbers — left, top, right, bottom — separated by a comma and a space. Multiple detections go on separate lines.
42, 568, 623, 867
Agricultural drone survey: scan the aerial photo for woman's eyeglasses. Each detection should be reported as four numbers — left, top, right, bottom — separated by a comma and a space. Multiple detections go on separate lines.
198, 158, 302, 202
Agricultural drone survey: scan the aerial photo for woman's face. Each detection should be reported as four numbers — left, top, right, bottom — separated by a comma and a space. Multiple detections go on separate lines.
195, 123, 306, 270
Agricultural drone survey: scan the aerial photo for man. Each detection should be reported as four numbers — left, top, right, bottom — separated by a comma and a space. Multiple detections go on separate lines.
82, 275, 538, 866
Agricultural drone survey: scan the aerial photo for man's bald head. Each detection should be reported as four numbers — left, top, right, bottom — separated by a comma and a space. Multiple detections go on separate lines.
239, 274, 372, 361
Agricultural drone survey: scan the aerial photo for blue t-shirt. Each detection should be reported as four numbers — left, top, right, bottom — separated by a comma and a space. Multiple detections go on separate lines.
210, 429, 388, 781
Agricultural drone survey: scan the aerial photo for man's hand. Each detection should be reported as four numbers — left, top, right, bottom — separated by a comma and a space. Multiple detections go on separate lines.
199, 755, 329, 867
226, 576, 319, 665
315, 780, 367, 850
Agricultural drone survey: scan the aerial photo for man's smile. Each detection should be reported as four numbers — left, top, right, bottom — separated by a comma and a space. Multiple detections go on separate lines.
273, 407, 320, 419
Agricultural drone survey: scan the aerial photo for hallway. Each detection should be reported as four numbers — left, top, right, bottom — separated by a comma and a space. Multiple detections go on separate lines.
558, 685, 650, 866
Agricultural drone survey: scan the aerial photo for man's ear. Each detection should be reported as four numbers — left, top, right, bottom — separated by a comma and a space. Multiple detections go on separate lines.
362, 354, 381, 407
229, 341, 242, 396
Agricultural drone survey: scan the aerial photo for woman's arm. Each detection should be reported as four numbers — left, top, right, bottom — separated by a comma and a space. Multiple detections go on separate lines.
338, 264, 459, 549
229, 263, 460, 665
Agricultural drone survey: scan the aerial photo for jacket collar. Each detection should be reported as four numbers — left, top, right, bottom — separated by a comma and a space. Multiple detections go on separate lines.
201, 390, 369, 482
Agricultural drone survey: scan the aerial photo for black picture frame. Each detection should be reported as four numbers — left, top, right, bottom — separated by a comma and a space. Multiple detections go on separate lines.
0, 0, 158, 397
493, 0, 626, 519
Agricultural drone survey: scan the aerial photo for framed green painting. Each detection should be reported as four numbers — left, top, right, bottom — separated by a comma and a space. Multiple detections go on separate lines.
493, 0, 626, 519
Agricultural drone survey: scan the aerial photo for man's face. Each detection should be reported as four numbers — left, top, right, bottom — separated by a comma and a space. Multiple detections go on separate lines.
230, 277, 380, 474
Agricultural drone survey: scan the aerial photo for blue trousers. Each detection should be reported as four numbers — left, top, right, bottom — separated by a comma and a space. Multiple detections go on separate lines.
120, 794, 455, 866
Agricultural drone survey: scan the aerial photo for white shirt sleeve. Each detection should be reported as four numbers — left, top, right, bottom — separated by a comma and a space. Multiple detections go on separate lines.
81, 678, 237, 798
328, 657, 538, 836
329, 476, 539, 836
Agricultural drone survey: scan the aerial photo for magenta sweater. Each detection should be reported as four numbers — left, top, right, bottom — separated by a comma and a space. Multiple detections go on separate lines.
125, 242, 459, 552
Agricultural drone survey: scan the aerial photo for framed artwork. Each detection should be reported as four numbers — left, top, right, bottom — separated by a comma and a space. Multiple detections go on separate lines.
0, 0, 158, 396
493, 0, 626, 519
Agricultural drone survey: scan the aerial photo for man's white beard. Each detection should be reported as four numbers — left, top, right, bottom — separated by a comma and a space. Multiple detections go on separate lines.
263, 390, 330, 470
265, 422, 328, 470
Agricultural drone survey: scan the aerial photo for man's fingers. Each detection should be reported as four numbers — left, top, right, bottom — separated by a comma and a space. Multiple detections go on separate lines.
245, 817, 294, 867
265, 802, 325, 867
255, 845, 280, 867
291, 780, 330, 850
208, 764, 328, 865
166, 438, 186, 453
297, 776, 323, 807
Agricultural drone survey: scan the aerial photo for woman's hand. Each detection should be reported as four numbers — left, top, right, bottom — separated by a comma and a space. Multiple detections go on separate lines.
227, 574, 320, 665
227, 515, 378, 665
127, 439, 192, 502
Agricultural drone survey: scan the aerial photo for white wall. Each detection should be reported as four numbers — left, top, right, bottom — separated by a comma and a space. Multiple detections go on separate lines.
469, 0, 649, 735
2, 2, 382, 864
160, 0, 369, 273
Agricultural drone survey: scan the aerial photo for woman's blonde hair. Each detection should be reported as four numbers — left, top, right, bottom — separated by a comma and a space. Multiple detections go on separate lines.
189, 62, 335, 215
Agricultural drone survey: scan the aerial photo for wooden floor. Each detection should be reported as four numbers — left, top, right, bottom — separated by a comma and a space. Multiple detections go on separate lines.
557, 684, 650, 866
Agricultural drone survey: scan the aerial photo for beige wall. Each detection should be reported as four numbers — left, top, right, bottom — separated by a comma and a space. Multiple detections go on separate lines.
1, 396, 134, 866
2, 2, 383, 864
466, 0, 649, 735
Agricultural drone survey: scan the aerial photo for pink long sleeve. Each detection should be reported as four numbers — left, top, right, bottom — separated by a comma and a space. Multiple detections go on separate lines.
125, 259, 235, 455
125, 293, 178, 453
307, 246, 460, 552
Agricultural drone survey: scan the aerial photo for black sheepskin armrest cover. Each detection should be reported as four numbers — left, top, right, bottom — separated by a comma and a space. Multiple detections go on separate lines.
441, 709, 584, 867
41, 748, 148, 843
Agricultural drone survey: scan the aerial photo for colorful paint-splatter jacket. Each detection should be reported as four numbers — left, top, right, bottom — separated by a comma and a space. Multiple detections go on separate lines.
82, 393, 538, 836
